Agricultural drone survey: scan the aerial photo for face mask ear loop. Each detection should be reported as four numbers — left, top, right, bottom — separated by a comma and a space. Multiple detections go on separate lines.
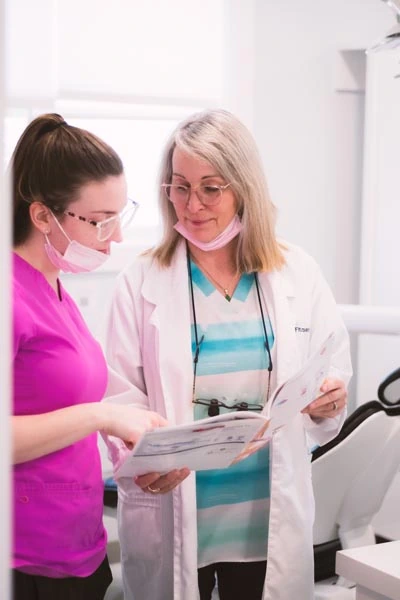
48, 210, 73, 243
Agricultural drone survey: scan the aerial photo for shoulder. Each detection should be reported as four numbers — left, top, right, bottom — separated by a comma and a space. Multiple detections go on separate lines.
12, 261, 36, 317
12, 273, 37, 351
274, 241, 337, 307
113, 250, 171, 304
119, 252, 156, 281
279, 240, 321, 278
117, 243, 185, 287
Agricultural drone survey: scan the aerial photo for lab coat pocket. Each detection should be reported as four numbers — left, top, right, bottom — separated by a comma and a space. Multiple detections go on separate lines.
117, 487, 163, 564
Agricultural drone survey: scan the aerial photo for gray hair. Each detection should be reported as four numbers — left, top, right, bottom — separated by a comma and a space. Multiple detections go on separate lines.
152, 109, 285, 272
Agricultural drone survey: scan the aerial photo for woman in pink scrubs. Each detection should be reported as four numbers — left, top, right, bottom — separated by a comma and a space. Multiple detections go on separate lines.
11, 113, 168, 600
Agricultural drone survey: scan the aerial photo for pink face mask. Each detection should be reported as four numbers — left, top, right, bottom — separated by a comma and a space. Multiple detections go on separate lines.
44, 213, 109, 273
174, 215, 242, 251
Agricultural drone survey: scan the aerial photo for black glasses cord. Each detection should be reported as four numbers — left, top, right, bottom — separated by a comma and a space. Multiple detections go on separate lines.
186, 243, 204, 400
254, 272, 273, 402
186, 242, 273, 405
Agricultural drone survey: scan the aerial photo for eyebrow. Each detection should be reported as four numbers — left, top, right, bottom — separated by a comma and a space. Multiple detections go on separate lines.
172, 172, 221, 181
87, 210, 118, 216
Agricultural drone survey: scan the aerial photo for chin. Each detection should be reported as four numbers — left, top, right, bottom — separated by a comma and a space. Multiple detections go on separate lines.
191, 235, 216, 246
186, 227, 217, 242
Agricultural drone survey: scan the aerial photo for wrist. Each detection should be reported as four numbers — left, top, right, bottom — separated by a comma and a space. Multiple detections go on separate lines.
94, 402, 112, 434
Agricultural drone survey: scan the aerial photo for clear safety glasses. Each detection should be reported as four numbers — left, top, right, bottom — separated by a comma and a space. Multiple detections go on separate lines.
64, 198, 139, 241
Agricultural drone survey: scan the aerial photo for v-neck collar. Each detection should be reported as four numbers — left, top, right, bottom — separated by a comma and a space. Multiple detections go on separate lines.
189, 259, 254, 303
13, 252, 64, 302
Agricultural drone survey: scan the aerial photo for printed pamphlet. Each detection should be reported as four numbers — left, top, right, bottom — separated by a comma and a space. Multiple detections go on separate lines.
115, 333, 335, 477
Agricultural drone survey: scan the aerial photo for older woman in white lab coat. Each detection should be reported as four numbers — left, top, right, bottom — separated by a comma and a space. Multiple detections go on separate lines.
104, 109, 352, 600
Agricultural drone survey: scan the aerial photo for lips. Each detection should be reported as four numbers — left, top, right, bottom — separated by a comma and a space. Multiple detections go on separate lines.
187, 219, 212, 226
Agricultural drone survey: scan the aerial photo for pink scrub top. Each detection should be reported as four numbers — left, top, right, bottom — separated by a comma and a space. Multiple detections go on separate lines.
12, 253, 108, 578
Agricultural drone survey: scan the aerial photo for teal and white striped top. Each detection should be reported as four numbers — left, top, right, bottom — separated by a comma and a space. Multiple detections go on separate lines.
189, 261, 275, 568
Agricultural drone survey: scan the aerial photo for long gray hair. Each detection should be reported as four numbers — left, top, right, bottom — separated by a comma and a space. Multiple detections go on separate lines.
152, 109, 285, 272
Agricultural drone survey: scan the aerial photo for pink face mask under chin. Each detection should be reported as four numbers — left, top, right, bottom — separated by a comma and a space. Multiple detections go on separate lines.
44, 212, 109, 273
44, 236, 109, 273
174, 215, 242, 251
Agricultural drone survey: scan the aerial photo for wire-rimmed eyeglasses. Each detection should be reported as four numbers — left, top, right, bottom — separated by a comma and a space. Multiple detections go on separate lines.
161, 183, 231, 207
193, 398, 264, 418
64, 198, 139, 241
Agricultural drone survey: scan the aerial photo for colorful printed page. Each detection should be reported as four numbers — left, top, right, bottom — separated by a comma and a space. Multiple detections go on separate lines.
114, 333, 334, 478
115, 413, 265, 477
266, 331, 335, 432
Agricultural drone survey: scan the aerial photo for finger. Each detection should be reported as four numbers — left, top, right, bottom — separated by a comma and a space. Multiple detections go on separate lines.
153, 468, 189, 490
307, 398, 346, 419
134, 472, 162, 490
151, 413, 169, 427
320, 377, 344, 394
147, 469, 179, 490
158, 469, 190, 494
307, 387, 346, 412
321, 389, 347, 412
137, 468, 189, 493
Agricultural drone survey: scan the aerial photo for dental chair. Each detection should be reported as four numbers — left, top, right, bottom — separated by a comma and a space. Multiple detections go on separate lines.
313, 368, 400, 599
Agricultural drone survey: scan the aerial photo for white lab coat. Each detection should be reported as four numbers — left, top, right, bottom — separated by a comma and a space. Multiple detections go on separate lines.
104, 240, 352, 600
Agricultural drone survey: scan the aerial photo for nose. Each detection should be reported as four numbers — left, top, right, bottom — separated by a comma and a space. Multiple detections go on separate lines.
186, 189, 204, 213
110, 220, 123, 243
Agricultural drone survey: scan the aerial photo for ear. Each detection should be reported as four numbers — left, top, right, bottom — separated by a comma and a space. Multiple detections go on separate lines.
29, 202, 52, 235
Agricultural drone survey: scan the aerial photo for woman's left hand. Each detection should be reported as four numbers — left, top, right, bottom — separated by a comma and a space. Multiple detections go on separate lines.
302, 377, 347, 419
135, 468, 191, 495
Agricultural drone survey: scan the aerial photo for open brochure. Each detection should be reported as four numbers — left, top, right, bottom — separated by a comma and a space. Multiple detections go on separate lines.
114, 332, 335, 477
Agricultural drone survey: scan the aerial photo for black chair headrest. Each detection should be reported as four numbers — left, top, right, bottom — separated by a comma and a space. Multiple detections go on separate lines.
378, 367, 400, 406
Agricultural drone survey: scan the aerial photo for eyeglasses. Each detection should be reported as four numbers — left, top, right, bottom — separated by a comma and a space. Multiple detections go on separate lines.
193, 398, 264, 418
64, 198, 139, 241
161, 183, 231, 207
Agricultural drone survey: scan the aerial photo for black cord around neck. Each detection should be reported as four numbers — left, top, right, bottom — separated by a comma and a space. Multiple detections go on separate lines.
186, 242, 204, 399
254, 272, 273, 373
186, 243, 273, 403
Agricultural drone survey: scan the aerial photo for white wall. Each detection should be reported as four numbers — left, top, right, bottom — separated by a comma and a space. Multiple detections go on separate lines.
253, 0, 393, 301
251, 0, 395, 407
357, 48, 400, 407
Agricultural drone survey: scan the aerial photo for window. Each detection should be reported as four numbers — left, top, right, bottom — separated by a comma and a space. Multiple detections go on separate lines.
64, 112, 182, 244
5, 0, 255, 251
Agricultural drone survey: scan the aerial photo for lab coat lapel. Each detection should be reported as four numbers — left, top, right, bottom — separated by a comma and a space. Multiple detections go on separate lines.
141, 242, 194, 426
259, 267, 301, 387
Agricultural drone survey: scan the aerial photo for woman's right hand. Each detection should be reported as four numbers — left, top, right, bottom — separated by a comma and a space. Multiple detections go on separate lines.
101, 404, 168, 449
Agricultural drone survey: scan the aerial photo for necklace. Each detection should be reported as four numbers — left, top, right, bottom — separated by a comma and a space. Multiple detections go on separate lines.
192, 258, 239, 302
186, 244, 273, 404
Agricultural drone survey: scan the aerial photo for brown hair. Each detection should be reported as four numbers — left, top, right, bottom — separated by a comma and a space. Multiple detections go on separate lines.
11, 113, 124, 245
